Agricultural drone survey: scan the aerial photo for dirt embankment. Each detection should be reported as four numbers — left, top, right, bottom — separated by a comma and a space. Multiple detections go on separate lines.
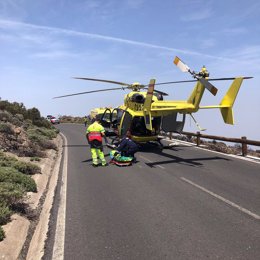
0, 106, 62, 259
0, 134, 63, 260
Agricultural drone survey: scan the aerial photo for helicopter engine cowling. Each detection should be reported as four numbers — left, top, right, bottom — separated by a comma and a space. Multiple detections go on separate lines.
131, 94, 145, 103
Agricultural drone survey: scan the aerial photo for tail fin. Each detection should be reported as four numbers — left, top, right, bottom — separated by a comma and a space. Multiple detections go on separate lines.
220, 77, 243, 124
143, 79, 155, 130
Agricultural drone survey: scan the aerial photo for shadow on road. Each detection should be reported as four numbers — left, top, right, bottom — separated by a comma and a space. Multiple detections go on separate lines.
81, 153, 111, 164
141, 143, 230, 168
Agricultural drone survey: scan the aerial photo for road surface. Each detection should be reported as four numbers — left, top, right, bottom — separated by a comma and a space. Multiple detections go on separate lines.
44, 123, 260, 260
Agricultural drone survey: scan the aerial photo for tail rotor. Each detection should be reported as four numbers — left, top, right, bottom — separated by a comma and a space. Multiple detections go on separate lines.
173, 56, 218, 96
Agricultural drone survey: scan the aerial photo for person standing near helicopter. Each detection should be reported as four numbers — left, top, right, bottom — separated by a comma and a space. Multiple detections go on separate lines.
86, 117, 107, 167
116, 130, 139, 159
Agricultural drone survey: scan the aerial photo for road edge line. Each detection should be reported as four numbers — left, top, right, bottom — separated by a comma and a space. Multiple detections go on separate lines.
52, 133, 68, 260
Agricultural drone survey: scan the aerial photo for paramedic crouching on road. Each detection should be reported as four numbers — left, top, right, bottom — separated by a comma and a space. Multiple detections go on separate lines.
117, 130, 139, 160
86, 117, 107, 167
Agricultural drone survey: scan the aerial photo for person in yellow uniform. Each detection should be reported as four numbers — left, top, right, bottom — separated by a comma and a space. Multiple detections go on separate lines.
86, 117, 107, 167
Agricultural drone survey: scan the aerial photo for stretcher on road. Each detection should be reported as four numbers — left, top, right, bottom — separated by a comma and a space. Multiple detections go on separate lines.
109, 150, 135, 167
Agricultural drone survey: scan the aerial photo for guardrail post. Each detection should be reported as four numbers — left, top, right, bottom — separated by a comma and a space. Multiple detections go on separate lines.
241, 136, 247, 156
196, 131, 201, 146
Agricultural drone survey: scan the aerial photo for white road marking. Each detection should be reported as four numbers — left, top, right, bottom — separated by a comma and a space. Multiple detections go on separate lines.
139, 155, 165, 169
52, 133, 68, 259
181, 177, 260, 220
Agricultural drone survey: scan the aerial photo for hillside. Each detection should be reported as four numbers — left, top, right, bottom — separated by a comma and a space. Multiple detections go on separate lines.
0, 100, 59, 241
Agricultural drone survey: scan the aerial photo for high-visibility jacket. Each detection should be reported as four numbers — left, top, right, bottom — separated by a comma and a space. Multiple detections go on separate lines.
86, 122, 105, 142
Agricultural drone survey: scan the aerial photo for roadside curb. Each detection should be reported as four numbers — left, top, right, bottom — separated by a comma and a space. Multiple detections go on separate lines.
26, 134, 63, 260
0, 134, 63, 260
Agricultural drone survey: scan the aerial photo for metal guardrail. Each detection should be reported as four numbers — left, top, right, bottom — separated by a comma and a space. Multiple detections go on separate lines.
165, 131, 260, 157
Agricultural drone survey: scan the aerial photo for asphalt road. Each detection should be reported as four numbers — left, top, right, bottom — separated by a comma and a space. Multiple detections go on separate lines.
51, 123, 260, 260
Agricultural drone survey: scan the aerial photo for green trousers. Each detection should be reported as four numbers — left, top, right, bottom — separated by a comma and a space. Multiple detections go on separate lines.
91, 148, 106, 166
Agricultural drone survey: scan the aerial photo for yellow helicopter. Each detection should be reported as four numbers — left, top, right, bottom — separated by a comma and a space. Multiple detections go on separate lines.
54, 56, 252, 147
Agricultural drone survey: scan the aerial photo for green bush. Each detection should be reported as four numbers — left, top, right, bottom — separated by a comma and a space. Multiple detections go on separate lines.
0, 153, 41, 175
13, 161, 41, 175
0, 201, 13, 225
0, 100, 52, 129
0, 182, 25, 205
0, 226, 5, 241
0, 101, 27, 117
27, 126, 58, 139
0, 167, 37, 192
27, 129, 46, 143
26, 126, 58, 151
11, 116, 23, 127
0, 123, 14, 135
39, 140, 57, 150
0, 111, 12, 122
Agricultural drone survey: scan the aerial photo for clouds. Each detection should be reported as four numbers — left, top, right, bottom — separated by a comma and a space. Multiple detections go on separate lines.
0, 18, 237, 62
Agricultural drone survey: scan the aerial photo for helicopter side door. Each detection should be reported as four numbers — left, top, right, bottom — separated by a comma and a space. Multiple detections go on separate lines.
119, 111, 132, 137
161, 113, 186, 133
100, 108, 117, 137
100, 108, 112, 128
111, 108, 124, 130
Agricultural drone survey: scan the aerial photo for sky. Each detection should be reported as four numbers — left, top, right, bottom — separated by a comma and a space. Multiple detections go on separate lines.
0, 0, 260, 142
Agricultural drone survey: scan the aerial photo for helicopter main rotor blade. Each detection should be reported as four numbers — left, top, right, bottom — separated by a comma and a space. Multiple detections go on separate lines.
173, 56, 218, 96
152, 76, 253, 86
53, 87, 125, 99
73, 77, 131, 87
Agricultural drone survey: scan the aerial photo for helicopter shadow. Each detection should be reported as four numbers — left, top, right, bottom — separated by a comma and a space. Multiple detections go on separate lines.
140, 143, 230, 168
